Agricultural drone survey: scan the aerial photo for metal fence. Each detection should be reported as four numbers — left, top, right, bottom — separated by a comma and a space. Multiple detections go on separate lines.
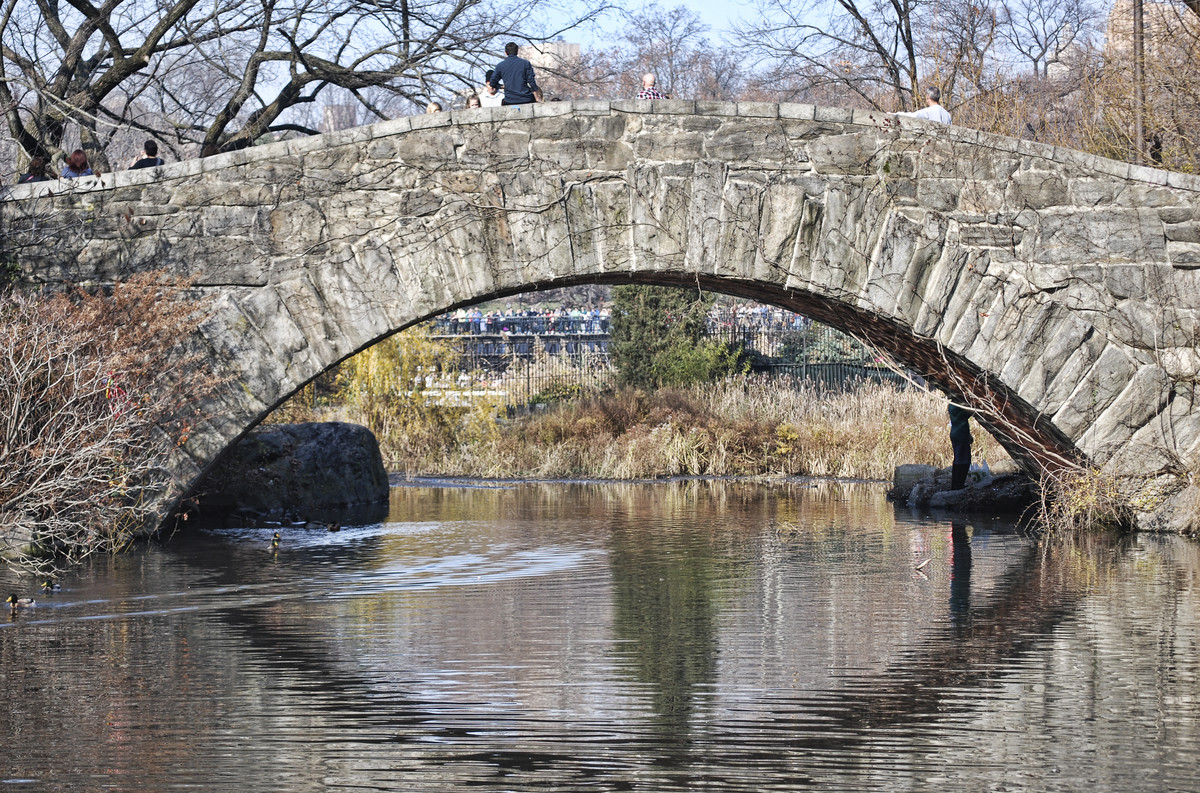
429, 320, 908, 406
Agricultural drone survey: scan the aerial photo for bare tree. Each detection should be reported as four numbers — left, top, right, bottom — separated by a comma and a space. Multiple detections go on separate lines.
0, 0, 607, 171
998, 0, 1096, 77
541, 4, 745, 102
622, 4, 711, 97
0, 274, 218, 574
735, 0, 928, 110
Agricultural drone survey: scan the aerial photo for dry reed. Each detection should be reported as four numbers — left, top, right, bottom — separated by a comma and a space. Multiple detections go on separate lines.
356, 377, 1012, 480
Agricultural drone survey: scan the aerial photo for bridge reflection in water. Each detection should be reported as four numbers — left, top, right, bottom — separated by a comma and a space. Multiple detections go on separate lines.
2, 480, 1196, 790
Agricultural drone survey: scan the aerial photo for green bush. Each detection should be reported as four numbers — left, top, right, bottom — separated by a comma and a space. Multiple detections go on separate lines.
531, 382, 585, 405
610, 285, 748, 388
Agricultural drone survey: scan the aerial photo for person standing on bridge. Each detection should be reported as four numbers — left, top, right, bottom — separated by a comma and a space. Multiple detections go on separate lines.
637, 73, 667, 99
18, 157, 52, 183
907, 86, 951, 124
480, 70, 504, 107
60, 149, 94, 179
129, 140, 165, 169
488, 42, 542, 106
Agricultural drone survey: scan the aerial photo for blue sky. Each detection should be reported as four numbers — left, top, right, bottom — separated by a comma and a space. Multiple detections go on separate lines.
683, 0, 745, 36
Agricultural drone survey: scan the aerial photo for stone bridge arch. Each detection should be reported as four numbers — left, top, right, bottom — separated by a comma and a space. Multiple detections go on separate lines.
7, 100, 1200, 520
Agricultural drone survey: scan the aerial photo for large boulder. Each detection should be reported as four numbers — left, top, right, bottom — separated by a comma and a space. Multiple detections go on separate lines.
196, 422, 390, 523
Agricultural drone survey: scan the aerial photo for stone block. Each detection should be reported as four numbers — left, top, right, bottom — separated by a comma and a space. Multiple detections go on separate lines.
527, 101, 574, 118
705, 124, 791, 164
1167, 170, 1200, 190
569, 99, 613, 115
688, 100, 735, 116
635, 131, 706, 162
1119, 184, 1187, 208
807, 132, 884, 175
283, 134, 331, 158
202, 205, 268, 236
1103, 264, 1146, 299
1158, 206, 1194, 224
1006, 169, 1070, 209
779, 103, 816, 120
997, 299, 1058, 389
1158, 348, 1200, 380
648, 99, 699, 115
849, 108, 888, 127
1069, 178, 1121, 206
1052, 344, 1137, 440
1168, 241, 1200, 267
407, 112, 453, 131
198, 422, 389, 521
1019, 316, 1103, 413
738, 101, 779, 118
611, 99, 652, 114
916, 179, 962, 212
371, 116, 414, 138
1078, 365, 1172, 461
449, 106, 497, 125
270, 200, 327, 255
956, 221, 1021, 249
893, 464, 937, 492
1129, 164, 1169, 186
1032, 207, 1167, 265
814, 106, 854, 123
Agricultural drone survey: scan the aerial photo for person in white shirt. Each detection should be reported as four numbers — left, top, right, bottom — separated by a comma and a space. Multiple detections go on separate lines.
908, 85, 952, 124
479, 69, 504, 107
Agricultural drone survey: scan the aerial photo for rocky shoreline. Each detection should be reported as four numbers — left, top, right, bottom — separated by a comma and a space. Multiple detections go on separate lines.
887, 461, 1039, 514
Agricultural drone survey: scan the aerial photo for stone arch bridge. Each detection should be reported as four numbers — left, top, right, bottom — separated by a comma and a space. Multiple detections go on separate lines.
6, 100, 1200, 525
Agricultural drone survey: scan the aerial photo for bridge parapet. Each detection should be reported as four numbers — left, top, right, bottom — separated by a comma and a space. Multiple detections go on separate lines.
6, 100, 1200, 527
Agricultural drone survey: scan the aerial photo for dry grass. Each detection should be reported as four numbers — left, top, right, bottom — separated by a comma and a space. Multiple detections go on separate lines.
365, 377, 1012, 480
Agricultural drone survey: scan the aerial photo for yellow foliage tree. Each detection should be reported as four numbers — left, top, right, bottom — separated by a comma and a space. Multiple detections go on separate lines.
338, 326, 500, 467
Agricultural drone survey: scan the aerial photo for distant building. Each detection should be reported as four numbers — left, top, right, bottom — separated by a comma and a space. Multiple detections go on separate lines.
1104, 0, 1200, 54
321, 104, 358, 133
526, 40, 581, 71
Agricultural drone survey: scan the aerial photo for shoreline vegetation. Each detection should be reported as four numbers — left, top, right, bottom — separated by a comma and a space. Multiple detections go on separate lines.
0, 276, 216, 573
276, 376, 1012, 483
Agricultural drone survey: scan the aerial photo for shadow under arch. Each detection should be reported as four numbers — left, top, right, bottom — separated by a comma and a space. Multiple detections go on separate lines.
328, 269, 1080, 467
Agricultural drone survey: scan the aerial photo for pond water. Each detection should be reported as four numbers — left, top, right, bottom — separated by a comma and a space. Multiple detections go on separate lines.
2, 479, 1199, 792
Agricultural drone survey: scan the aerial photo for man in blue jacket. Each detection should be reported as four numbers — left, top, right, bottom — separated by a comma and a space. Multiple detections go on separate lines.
488, 42, 542, 105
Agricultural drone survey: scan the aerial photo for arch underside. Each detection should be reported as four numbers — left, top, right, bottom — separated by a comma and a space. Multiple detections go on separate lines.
365, 271, 1082, 477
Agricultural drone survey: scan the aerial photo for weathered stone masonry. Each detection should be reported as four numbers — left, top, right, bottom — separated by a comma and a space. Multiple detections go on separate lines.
6, 100, 1200, 526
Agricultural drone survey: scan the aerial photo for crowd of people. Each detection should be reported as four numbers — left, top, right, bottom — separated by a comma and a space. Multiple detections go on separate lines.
438, 306, 612, 335
17, 140, 166, 184
705, 304, 812, 335
433, 302, 820, 337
